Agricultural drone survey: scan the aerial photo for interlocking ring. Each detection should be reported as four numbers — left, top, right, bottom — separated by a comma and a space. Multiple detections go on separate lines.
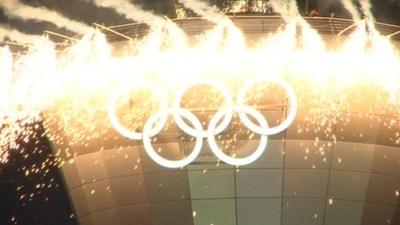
142, 108, 203, 168
109, 77, 297, 167
173, 80, 234, 138
208, 105, 269, 166
108, 81, 169, 140
237, 76, 298, 135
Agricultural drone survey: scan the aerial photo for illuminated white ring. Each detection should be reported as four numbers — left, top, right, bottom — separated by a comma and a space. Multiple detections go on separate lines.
142, 108, 203, 168
108, 81, 168, 140
173, 80, 234, 138
237, 76, 297, 135
207, 105, 269, 166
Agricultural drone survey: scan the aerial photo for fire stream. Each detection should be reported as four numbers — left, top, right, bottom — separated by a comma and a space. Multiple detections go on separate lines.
0, 6, 399, 168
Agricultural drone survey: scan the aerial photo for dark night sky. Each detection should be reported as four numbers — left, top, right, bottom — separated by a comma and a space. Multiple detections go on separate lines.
0, 124, 77, 225
0, 1, 399, 225
0, 0, 177, 36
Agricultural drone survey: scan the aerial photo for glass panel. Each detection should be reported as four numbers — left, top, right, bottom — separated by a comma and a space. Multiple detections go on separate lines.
282, 198, 324, 225
284, 169, 329, 198
83, 180, 116, 212
372, 145, 400, 176
237, 198, 281, 225
102, 147, 142, 177
144, 171, 190, 202
331, 142, 375, 172
150, 201, 193, 225
328, 171, 370, 201
189, 169, 235, 199
361, 203, 396, 225
117, 204, 151, 225
242, 140, 284, 169
110, 175, 148, 205
192, 199, 236, 225
91, 208, 120, 225
236, 169, 283, 197
324, 200, 364, 225
285, 140, 332, 169
366, 174, 400, 205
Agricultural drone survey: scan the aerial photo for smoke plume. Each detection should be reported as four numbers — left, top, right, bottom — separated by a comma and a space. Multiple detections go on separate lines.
268, 0, 300, 23
358, 0, 374, 21
0, 26, 42, 43
87, 0, 165, 27
341, 0, 362, 21
0, 0, 91, 34
176, 0, 226, 23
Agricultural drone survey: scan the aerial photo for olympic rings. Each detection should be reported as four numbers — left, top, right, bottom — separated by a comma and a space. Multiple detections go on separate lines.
108, 77, 297, 167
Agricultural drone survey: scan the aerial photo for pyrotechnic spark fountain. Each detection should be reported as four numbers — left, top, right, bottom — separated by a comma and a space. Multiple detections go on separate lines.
0, 0, 399, 170
341, 0, 363, 21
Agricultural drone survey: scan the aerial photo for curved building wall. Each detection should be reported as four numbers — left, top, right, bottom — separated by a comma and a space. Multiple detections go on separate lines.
48, 17, 400, 225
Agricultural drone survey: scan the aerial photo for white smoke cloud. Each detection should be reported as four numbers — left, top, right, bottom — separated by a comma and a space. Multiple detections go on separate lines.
359, 0, 374, 21
176, 0, 226, 23
87, 0, 165, 27
0, 0, 91, 34
268, 0, 300, 23
341, 0, 362, 21
0, 26, 42, 43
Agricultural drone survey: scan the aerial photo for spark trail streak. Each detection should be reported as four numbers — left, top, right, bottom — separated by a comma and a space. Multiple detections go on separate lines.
177, 0, 226, 23
341, 0, 362, 21
87, 0, 165, 27
0, 0, 90, 34
359, 0, 374, 21
0, 26, 42, 43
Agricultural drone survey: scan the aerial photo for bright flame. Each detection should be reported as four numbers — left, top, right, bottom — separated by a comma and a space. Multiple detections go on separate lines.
0, 4, 399, 165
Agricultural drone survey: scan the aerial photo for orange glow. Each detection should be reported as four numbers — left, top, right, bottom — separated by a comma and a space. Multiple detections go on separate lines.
0, 15, 399, 165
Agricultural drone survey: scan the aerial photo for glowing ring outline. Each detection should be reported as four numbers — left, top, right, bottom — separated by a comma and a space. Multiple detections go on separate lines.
109, 78, 297, 167
173, 80, 234, 138
142, 108, 203, 168
237, 76, 297, 135
108, 81, 169, 140
207, 105, 269, 166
